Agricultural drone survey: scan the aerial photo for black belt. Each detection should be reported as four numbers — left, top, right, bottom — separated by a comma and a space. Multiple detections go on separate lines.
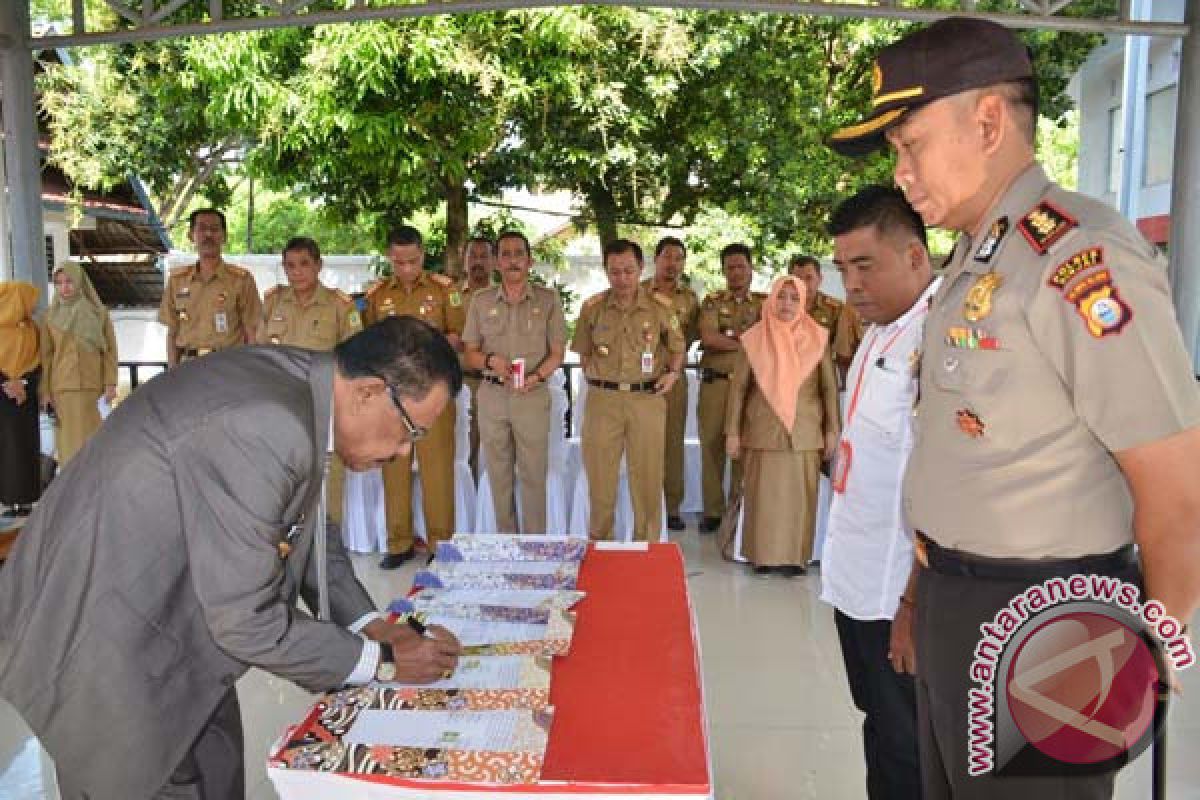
918, 534, 1137, 582
483, 374, 505, 386
463, 370, 484, 380
701, 368, 729, 383
181, 347, 214, 358
588, 378, 657, 393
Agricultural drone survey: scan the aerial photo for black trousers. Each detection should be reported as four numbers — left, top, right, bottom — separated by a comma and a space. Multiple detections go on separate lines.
916, 560, 1140, 800
154, 687, 245, 800
834, 610, 923, 800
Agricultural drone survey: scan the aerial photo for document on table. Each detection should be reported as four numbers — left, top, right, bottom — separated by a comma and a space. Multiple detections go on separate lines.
422, 614, 551, 647
392, 588, 585, 614
382, 655, 553, 690
413, 560, 580, 590
343, 709, 549, 753
439, 535, 588, 562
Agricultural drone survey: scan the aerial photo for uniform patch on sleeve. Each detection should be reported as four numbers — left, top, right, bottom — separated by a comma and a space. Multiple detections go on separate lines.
1018, 201, 1077, 255
1063, 268, 1132, 338
1048, 246, 1104, 290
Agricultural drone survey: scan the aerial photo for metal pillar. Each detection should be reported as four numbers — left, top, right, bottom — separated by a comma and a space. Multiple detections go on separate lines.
1117, 0, 1149, 223
1168, 0, 1200, 367
0, 1, 47, 303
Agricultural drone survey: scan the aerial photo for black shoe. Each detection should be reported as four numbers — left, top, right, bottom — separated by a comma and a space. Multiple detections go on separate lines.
700, 517, 721, 534
667, 515, 686, 531
783, 565, 807, 578
753, 565, 773, 576
379, 548, 415, 570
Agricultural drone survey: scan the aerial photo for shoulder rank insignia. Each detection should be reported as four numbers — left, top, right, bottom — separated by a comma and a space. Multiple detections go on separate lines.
1047, 246, 1104, 290
963, 271, 1003, 322
1018, 201, 1077, 255
582, 294, 604, 310
430, 272, 453, 287
333, 288, 353, 303
974, 217, 1009, 263
1064, 268, 1131, 338
264, 285, 283, 300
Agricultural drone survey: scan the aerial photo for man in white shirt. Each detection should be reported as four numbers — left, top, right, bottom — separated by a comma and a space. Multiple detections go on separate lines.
820, 186, 937, 800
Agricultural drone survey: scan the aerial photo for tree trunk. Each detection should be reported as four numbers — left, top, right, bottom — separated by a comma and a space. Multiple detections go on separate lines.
444, 179, 469, 279
586, 180, 620, 249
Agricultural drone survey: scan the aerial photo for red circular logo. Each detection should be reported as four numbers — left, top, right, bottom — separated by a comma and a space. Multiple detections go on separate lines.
1005, 612, 1159, 765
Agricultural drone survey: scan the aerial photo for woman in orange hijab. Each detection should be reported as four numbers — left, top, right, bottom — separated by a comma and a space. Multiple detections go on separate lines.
0, 281, 43, 515
725, 275, 840, 576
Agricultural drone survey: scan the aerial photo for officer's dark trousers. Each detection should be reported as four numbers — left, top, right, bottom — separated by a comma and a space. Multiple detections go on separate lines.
154, 688, 245, 800
916, 557, 1141, 800
835, 610, 923, 800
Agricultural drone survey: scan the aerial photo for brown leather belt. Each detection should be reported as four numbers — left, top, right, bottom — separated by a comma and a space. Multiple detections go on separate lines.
483, 374, 505, 386
701, 368, 729, 383
181, 348, 214, 358
588, 378, 657, 393
916, 533, 1137, 582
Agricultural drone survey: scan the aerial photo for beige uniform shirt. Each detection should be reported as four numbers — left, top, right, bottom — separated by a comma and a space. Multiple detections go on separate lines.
697, 290, 766, 374
572, 287, 686, 383
158, 260, 262, 351
459, 283, 491, 374
905, 164, 1200, 558
642, 279, 700, 348
258, 284, 362, 350
40, 316, 119, 393
811, 291, 865, 365
462, 284, 567, 376
363, 272, 465, 336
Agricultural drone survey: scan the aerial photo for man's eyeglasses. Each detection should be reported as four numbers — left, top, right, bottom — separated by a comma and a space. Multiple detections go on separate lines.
385, 383, 429, 443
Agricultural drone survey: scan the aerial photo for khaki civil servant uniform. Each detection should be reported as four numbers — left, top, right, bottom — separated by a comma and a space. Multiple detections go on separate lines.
696, 289, 765, 519
365, 271, 465, 552
460, 282, 489, 478
40, 313, 118, 465
642, 278, 700, 518
726, 349, 839, 566
158, 260, 262, 360
810, 290, 865, 378
905, 164, 1200, 798
463, 283, 567, 534
572, 287, 686, 540
258, 283, 363, 526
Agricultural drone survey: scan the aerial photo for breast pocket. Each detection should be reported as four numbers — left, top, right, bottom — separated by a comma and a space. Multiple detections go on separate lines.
264, 315, 288, 343
481, 312, 506, 341
857, 365, 915, 449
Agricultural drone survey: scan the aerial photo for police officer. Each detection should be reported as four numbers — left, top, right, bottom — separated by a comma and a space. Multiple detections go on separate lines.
573, 239, 686, 541
258, 236, 363, 528
789, 253, 864, 385
643, 236, 700, 531
696, 244, 765, 532
459, 236, 495, 478
831, 17, 1200, 799
463, 231, 566, 534
159, 208, 262, 366
364, 226, 465, 567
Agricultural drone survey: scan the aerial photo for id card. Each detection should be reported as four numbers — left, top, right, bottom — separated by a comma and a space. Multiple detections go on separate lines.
214, 311, 229, 334
641, 351, 654, 375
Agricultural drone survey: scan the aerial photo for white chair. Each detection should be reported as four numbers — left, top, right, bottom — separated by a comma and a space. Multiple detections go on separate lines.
473, 372, 572, 534
341, 467, 387, 553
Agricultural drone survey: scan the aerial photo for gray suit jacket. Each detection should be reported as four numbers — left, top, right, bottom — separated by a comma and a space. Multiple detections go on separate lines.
0, 346, 376, 799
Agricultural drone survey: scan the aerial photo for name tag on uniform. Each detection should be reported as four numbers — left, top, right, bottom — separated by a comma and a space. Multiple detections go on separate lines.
214, 311, 229, 334
641, 351, 654, 375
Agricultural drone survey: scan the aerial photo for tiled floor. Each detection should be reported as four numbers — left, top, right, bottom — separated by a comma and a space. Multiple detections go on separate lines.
2, 522, 1199, 799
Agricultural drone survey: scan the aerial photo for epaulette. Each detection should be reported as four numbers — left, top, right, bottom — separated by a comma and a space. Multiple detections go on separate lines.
752, 291, 768, 300
332, 288, 353, 304
582, 293, 605, 310
264, 284, 284, 299
1017, 201, 1078, 256
701, 291, 724, 308
365, 280, 387, 296
652, 292, 674, 308
223, 262, 252, 278
430, 272, 453, 288
169, 264, 193, 278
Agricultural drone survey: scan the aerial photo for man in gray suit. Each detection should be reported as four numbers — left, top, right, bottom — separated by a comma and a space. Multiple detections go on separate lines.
0, 316, 463, 799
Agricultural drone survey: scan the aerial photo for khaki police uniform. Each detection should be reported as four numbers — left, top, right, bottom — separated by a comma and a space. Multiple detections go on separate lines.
696, 290, 765, 520
459, 282, 489, 478
463, 283, 567, 534
365, 271, 466, 553
642, 278, 700, 518
572, 287, 686, 540
905, 164, 1200, 798
158, 260, 262, 360
258, 282, 363, 526
810, 290, 864, 377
